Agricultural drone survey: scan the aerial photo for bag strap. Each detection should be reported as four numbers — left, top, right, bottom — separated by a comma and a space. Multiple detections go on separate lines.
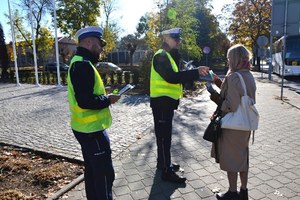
235, 72, 247, 96
237, 72, 256, 144
215, 101, 223, 116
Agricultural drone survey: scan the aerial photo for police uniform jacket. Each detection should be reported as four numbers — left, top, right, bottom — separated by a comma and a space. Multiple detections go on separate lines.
150, 48, 200, 110
69, 46, 110, 110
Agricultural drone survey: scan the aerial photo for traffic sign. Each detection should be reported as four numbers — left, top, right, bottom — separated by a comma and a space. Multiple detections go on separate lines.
271, 0, 300, 36
257, 36, 269, 47
203, 46, 210, 54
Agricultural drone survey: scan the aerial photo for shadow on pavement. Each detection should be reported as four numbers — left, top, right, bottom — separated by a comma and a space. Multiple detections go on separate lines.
149, 170, 186, 200
121, 95, 150, 106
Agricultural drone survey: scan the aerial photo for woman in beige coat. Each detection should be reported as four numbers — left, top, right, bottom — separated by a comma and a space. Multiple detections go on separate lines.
210, 44, 256, 200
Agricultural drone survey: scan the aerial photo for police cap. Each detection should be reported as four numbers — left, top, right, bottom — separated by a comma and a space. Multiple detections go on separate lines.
161, 28, 182, 40
75, 26, 107, 47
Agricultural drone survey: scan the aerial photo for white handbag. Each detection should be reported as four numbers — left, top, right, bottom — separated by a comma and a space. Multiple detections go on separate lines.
221, 72, 259, 131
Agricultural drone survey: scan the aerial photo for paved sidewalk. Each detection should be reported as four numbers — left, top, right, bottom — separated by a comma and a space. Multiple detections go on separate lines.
1, 72, 300, 199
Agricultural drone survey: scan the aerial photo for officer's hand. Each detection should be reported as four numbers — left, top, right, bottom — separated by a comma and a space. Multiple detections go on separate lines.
105, 87, 113, 94
197, 66, 210, 76
107, 94, 121, 104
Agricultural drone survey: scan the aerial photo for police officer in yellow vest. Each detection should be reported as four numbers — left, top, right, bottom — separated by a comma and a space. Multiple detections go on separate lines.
67, 26, 120, 200
150, 28, 210, 183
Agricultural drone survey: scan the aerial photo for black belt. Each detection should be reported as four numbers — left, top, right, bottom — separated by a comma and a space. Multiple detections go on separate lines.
73, 129, 104, 137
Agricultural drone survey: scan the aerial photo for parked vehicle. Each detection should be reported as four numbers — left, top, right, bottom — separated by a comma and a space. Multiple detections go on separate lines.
96, 62, 122, 72
43, 62, 69, 72
272, 35, 300, 76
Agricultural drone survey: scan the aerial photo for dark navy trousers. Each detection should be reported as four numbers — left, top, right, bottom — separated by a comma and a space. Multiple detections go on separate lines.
152, 108, 174, 171
73, 129, 115, 200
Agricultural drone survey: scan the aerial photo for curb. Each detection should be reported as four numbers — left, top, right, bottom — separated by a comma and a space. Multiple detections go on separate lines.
47, 174, 84, 200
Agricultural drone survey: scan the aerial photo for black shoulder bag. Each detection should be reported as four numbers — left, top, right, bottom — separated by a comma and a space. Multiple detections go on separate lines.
203, 104, 222, 143
203, 104, 222, 163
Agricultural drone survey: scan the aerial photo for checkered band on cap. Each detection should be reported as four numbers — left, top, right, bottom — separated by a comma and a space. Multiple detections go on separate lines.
75, 26, 104, 42
161, 28, 182, 39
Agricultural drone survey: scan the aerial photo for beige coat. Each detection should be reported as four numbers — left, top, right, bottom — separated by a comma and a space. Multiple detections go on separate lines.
220, 70, 256, 116
212, 70, 256, 172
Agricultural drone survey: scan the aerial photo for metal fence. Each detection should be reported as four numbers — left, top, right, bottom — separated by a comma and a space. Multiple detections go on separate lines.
106, 50, 147, 65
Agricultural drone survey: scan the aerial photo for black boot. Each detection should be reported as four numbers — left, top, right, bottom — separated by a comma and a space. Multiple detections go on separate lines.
216, 190, 239, 200
239, 188, 248, 200
161, 170, 186, 183
157, 163, 180, 172
171, 163, 180, 172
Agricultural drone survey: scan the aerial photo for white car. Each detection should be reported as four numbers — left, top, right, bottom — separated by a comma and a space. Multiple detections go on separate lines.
96, 62, 122, 72
44, 62, 69, 72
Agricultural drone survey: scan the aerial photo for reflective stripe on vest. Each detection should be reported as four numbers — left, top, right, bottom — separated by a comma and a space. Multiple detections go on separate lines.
67, 55, 112, 133
150, 49, 183, 100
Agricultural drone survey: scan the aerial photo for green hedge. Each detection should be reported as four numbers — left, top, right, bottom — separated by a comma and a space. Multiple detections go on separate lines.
8, 70, 140, 87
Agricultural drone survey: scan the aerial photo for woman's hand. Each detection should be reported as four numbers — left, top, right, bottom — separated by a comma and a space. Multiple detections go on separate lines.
212, 73, 222, 88
210, 92, 221, 105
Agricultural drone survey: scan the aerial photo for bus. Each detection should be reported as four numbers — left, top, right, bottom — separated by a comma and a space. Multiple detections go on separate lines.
272, 35, 300, 76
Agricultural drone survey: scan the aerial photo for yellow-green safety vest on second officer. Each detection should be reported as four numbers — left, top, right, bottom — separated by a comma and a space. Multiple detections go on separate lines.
67, 55, 112, 133
150, 49, 183, 100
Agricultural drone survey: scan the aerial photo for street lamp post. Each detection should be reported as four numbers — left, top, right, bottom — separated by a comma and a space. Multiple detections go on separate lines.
203, 46, 211, 66
7, 0, 21, 87
29, 0, 40, 87
52, 0, 61, 87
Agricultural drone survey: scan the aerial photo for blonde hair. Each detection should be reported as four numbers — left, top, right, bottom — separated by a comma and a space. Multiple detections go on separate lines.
227, 44, 252, 71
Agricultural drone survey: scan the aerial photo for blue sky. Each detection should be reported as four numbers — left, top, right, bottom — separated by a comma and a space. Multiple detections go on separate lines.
0, 0, 10, 37
0, 0, 231, 42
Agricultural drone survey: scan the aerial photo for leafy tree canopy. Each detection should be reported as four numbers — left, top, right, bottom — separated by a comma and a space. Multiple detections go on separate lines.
5, 0, 54, 64
101, 27, 118, 58
168, 0, 202, 60
194, 0, 230, 64
227, 0, 271, 49
55, 0, 101, 37
136, 15, 149, 39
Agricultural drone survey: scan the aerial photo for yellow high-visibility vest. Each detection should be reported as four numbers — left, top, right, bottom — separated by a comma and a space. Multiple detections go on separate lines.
150, 49, 183, 100
67, 55, 112, 133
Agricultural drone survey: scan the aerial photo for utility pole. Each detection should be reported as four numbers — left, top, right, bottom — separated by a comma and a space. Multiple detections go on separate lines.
29, 0, 40, 87
8, 0, 21, 86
